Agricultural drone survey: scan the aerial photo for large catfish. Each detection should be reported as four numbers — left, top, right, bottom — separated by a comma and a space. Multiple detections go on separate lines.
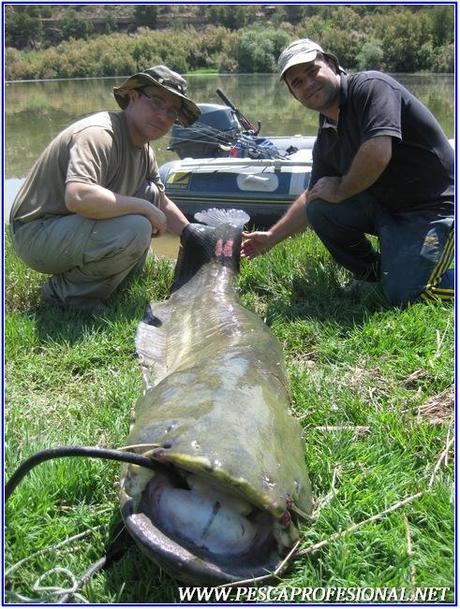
119, 209, 311, 585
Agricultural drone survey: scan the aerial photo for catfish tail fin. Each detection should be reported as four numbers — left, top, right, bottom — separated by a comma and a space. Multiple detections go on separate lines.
194, 208, 249, 229
172, 208, 250, 291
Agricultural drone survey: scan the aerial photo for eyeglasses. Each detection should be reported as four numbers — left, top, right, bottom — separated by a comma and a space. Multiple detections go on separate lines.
139, 91, 179, 121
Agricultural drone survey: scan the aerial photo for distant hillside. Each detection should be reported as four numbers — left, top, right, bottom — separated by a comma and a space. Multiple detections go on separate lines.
5, 4, 454, 80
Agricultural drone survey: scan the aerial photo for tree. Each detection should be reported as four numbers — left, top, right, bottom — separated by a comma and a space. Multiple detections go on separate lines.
426, 5, 454, 46
5, 5, 43, 49
357, 39, 384, 71
62, 10, 94, 40
134, 6, 158, 29
204, 5, 249, 30
237, 28, 290, 73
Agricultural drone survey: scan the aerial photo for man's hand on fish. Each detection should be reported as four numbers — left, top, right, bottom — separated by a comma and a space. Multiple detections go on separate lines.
241, 230, 276, 259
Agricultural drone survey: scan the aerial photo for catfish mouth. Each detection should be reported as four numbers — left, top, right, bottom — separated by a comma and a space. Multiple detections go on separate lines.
121, 464, 292, 584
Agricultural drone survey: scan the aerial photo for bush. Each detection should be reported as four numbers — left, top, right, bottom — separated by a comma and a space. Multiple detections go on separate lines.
134, 6, 158, 29
4, 11, 455, 81
203, 5, 249, 30
431, 43, 454, 73
237, 28, 290, 73
379, 11, 433, 72
5, 5, 43, 50
62, 9, 94, 40
357, 39, 384, 71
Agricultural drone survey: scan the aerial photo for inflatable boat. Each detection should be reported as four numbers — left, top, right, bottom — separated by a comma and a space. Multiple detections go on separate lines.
159, 149, 313, 228
160, 99, 315, 227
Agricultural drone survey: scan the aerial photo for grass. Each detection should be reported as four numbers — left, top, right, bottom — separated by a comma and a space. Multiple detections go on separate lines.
4, 229, 454, 603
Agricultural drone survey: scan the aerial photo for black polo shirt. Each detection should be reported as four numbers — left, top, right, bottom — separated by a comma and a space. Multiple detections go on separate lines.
310, 72, 454, 213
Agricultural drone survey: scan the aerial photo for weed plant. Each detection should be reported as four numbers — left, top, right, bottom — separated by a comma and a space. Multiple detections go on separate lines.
4, 230, 454, 603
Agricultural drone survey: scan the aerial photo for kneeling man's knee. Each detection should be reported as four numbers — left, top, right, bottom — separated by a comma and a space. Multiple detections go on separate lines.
382, 276, 416, 308
117, 215, 152, 255
109, 214, 152, 257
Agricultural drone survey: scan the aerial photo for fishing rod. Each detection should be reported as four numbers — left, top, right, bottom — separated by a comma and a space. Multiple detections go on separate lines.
216, 88, 261, 134
172, 117, 288, 158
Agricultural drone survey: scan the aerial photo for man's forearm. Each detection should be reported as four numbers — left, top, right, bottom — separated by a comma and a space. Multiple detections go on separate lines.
160, 194, 189, 236
267, 191, 309, 245
338, 136, 392, 199
307, 136, 393, 204
65, 182, 152, 218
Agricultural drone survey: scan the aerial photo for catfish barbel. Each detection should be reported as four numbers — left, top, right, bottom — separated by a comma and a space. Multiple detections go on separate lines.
119, 208, 312, 585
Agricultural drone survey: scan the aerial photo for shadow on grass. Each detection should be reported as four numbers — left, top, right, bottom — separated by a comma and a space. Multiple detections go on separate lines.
31, 287, 150, 346
13, 258, 176, 346
266, 273, 390, 328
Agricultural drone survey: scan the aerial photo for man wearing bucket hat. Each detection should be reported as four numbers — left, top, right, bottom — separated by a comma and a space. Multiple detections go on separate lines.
242, 39, 454, 306
10, 66, 200, 313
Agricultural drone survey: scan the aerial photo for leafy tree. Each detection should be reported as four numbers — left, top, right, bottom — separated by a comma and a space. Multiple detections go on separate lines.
237, 28, 290, 73
357, 39, 384, 71
5, 5, 43, 49
426, 5, 454, 46
283, 5, 309, 24
237, 30, 274, 73
100, 13, 117, 35
431, 43, 454, 73
379, 11, 433, 72
62, 10, 94, 40
134, 6, 158, 29
204, 5, 249, 30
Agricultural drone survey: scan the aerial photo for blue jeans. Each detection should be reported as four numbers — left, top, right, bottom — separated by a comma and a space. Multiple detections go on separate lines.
305, 192, 454, 306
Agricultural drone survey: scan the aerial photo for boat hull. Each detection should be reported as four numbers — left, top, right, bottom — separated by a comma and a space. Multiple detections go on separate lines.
159, 152, 313, 229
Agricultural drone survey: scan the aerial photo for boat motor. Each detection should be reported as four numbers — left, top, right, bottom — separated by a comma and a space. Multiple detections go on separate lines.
168, 103, 242, 159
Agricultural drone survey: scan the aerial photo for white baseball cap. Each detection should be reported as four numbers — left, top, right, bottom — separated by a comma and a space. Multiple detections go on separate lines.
278, 38, 341, 79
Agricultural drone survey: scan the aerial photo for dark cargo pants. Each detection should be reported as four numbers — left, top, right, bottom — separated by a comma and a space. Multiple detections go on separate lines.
305, 192, 454, 306
11, 213, 152, 308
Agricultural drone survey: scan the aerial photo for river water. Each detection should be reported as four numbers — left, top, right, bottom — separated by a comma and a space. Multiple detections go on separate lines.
4, 73, 454, 258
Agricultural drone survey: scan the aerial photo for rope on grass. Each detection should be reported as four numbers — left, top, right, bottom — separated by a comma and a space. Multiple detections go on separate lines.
31, 566, 89, 603
428, 435, 454, 488
4, 590, 35, 603
310, 465, 342, 520
57, 557, 108, 604
296, 491, 424, 558
297, 435, 454, 558
5, 525, 105, 577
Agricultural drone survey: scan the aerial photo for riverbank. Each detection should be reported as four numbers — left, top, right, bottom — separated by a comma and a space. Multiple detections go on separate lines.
6, 4, 454, 81
5, 225, 454, 602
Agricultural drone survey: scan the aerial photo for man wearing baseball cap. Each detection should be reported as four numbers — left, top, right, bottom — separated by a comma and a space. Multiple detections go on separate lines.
242, 39, 454, 306
10, 66, 200, 313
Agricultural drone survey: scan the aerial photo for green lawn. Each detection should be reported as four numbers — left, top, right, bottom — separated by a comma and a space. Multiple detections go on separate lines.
4, 229, 454, 603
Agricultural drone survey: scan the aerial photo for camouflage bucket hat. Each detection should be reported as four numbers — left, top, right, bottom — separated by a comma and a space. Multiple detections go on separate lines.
113, 65, 201, 127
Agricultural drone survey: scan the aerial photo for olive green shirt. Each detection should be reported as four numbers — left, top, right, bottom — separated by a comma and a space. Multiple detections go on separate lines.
11, 111, 164, 223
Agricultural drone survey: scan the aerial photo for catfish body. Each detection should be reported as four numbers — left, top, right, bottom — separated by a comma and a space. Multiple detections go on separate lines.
119, 209, 311, 584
